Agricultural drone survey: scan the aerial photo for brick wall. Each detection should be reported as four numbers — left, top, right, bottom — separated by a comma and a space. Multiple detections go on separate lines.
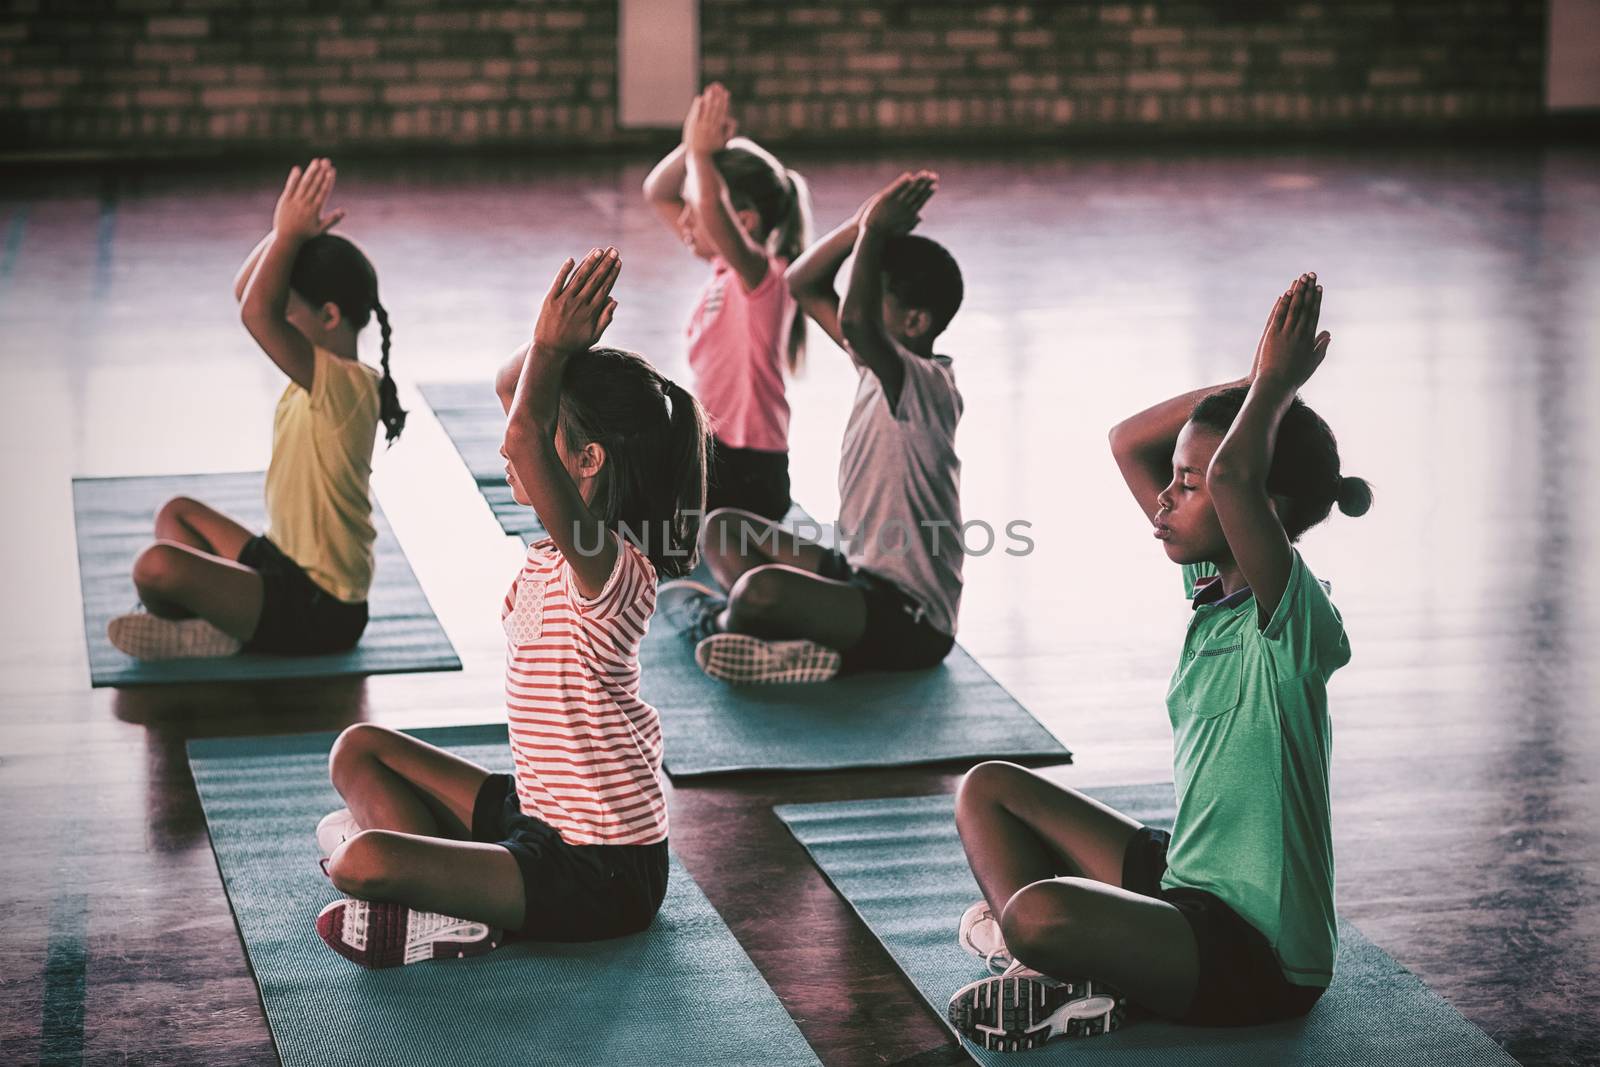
0, 1, 1550, 157
1, 0, 619, 154
702, 1, 1549, 141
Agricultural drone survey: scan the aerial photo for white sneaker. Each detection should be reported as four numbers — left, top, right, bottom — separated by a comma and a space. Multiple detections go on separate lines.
315, 898, 502, 969
108, 611, 241, 660
695, 633, 842, 684
948, 961, 1125, 1051
316, 809, 362, 859
958, 899, 1013, 974
656, 579, 726, 641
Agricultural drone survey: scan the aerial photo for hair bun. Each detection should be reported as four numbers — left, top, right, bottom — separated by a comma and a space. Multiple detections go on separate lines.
1336, 476, 1373, 517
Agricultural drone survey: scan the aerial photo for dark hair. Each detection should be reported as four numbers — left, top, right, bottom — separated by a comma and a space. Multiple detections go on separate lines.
289, 234, 406, 445
1189, 385, 1372, 542
713, 141, 812, 373
557, 347, 710, 578
882, 235, 964, 340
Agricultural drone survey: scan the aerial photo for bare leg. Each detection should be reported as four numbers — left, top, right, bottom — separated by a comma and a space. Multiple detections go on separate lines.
327, 723, 489, 840
955, 762, 1198, 1019
326, 831, 526, 931
153, 496, 256, 559
131, 542, 264, 641
721, 563, 868, 650
700, 508, 832, 591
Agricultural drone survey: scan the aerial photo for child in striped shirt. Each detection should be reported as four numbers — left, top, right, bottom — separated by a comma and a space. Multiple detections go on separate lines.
314, 247, 710, 968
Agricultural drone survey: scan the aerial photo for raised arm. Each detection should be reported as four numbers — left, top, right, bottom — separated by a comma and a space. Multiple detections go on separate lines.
838, 171, 936, 407
231, 232, 273, 303
1207, 274, 1330, 621
495, 341, 531, 414
502, 248, 622, 599
682, 84, 770, 291
784, 215, 859, 350
1108, 378, 1247, 522
239, 159, 346, 390
642, 143, 689, 233
1106, 286, 1287, 519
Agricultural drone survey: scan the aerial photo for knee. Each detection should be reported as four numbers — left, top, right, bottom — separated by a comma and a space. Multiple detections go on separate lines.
956, 761, 1024, 820
999, 880, 1086, 968
728, 565, 787, 620
326, 830, 403, 900
131, 542, 186, 594
701, 508, 757, 556
154, 495, 197, 529
328, 723, 396, 790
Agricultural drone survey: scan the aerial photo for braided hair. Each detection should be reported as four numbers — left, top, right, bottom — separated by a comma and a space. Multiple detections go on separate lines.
289, 234, 407, 445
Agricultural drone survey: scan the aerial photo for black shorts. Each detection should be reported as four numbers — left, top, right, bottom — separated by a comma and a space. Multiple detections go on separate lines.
1123, 826, 1327, 1026
706, 439, 791, 522
236, 536, 368, 655
471, 773, 669, 941
817, 549, 955, 672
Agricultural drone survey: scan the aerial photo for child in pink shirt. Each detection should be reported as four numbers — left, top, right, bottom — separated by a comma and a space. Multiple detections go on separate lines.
644, 82, 811, 520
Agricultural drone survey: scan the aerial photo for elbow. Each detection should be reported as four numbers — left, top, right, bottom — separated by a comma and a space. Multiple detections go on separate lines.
1107, 421, 1130, 455
838, 313, 874, 347
1204, 456, 1258, 492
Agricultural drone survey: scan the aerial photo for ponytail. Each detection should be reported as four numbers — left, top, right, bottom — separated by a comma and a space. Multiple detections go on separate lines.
775, 168, 812, 375
557, 347, 712, 579
714, 141, 813, 374
373, 302, 406, 446
662, 377, 709, 573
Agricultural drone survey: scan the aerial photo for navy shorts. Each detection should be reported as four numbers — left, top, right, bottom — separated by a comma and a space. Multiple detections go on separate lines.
817, 549, 955, 672
236, 536, 367, 655
1123, 826, 1326, 1026
471, 773, 669, 941
706, 439, 791, 522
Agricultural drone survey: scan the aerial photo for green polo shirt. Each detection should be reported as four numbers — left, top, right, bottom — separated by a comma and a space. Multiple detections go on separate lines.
1161, 550, 1350, 988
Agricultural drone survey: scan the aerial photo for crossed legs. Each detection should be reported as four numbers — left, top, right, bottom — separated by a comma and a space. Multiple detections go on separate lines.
130, 496, 265, 642
698, 507, 867, 650
323, 723, 526, 931
955, 761, 1199, 1019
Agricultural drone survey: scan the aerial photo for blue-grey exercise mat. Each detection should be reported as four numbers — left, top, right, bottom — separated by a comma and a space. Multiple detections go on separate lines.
73, 473, 460, 687
417, 380, 1068, 776
776, 784, 1518, 1067
644, 624, 1068, 777
419, 381, 547, 544
187, 724, 821, 1067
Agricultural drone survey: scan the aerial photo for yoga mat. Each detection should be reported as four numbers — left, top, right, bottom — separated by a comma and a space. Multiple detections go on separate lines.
644, 624, 1068, 777
777, 785, 1519, 1067
188, 724, 821, 1067
73, 473, 460, 687
418, 381, 547, 544
418, 381, 1068, 776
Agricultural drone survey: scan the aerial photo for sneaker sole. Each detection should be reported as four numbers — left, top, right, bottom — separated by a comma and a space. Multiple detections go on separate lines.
107, 614, 241, 660
315, 899, 501, 969
695, 634, 842, 684
948, 974, 1124, 1051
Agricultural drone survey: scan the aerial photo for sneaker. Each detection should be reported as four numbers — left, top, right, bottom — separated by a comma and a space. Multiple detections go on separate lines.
695, 633, 842, 684
107, 611, 241, 660
958, 899, 1013, 974
316, 809, 362, 860
656, 579, 727, 642
315, 898, 502, 969
948, 961, 1125, 1051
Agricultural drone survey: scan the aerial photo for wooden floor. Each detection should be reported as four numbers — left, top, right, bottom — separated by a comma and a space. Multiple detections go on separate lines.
2, 141, 1597, 1067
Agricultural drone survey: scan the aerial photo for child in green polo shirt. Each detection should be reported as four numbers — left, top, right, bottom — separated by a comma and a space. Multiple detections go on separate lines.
946, 273, 1373, 1050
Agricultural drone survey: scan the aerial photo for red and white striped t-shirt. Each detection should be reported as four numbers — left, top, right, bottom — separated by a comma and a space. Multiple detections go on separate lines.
501, 534, 666, 847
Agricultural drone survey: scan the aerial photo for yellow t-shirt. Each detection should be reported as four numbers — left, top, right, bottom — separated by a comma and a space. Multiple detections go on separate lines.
263, 346, 382, 603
